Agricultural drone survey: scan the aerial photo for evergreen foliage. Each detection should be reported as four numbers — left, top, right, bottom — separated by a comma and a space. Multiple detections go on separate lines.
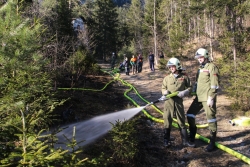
1, 0, 250, 165
116, 7, 131, 53
168, 22, 187, 57
39, 0, 75, 67
216, 0, 250, 110
106, 119, 139, 165
126, 0, 144, 54
88, 0, 119, 61
58, 49, 101, 88
158, 58, 167, 70
0, 1, 85, 166
157, 0, 172, 54
143, 0, 156, 52
56, 0, 74, 38
0, 0, 53, 165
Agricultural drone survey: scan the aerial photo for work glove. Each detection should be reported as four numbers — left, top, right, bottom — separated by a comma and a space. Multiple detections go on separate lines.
207, 96, 214, 107
158, 95, 167, 101
177, 89, 190, 98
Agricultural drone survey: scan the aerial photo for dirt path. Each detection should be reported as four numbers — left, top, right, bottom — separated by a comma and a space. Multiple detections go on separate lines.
99, 59, 250, 167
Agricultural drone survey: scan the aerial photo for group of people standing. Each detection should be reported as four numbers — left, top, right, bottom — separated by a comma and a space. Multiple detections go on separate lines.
160, 48, 220, 152
115, 51, 163, 75
120, 54, 143, 75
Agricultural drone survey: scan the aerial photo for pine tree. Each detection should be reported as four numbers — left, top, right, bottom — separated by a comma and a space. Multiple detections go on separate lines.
126, 0, 144, 53
0, 1, 79, 166
39, 0, 75, 68
217, 0, 250, 109
116, 6, 131, 54
156, 0, 188, 57
89, 0, 119, 61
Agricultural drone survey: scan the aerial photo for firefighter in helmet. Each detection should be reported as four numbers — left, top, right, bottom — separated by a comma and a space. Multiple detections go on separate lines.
186, 48, 220, 152
160, 57, 195, 148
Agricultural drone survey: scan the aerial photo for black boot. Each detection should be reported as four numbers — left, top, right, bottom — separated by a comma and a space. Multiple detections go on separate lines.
189, 126, 197, 145
164, 128, 171, 147
205, 131, 216, 152
181, 128, 195, 148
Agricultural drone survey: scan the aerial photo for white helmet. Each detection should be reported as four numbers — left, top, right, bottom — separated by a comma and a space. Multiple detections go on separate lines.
195, 48, 209, 59
167, 57, 182, 70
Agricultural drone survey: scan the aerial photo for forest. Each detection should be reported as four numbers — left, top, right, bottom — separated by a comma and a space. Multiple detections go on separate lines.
0, 0, 250, 166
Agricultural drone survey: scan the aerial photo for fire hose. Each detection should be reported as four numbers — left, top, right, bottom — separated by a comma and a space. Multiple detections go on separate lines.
58, 68, 250, 165
110, 70, 250, 165
229, 117, 250, 126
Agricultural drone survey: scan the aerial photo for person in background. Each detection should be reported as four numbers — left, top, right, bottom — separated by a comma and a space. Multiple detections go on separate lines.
130, 55, 137, 75
186, 48, 220, 152
159, 51, 164, 59
160, 57, 195, 148
137, 54, 143, 73
118, 55, 127, 72
124, 57, 130, 75
148, 52, 155, 71
111, 52, 116, 70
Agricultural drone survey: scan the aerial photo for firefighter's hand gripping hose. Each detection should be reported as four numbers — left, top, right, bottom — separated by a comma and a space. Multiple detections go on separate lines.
57, 67, 250, 165
144, 92, 179, 107
106, 68, 250, 165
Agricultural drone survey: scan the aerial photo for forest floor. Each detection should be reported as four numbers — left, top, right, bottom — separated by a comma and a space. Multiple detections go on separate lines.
59, 60, 250, 167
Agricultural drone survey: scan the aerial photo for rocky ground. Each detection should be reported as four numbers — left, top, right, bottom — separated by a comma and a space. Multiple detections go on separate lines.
61, 60, 250, 167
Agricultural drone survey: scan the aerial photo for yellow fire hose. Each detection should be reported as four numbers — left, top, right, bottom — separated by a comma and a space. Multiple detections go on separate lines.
229, 117, 250, 126
115, 72, 250, 164
58, 68, 250, 165
111, 69, 250, 165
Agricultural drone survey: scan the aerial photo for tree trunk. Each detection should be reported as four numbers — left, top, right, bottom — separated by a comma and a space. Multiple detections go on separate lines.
209, 11, 214, 61
153, 0, 158, 65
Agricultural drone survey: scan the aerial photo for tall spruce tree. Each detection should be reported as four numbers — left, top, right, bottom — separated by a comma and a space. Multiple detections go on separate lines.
116, 6, 131, 54
39, 0, 74, 69
90, 0, 119, 61
143, 0, 155, 53
126, 0, 144, 54
0, 1, 80, 166
217, 0, 250, 109
143, 0, 163, 63
158, 0, 172, 54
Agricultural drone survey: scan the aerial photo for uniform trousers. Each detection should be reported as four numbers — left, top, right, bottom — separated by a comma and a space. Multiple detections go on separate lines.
163, 97, 186, 129
186, 96, 217, 132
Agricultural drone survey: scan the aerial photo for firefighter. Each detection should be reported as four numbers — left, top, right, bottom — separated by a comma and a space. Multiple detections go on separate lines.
186, 48, 220, 152
160, 57, 194, 148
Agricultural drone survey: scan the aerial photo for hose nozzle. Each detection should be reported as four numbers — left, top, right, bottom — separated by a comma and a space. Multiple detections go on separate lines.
145, 102, 154, 107
145, 92, 178, 108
